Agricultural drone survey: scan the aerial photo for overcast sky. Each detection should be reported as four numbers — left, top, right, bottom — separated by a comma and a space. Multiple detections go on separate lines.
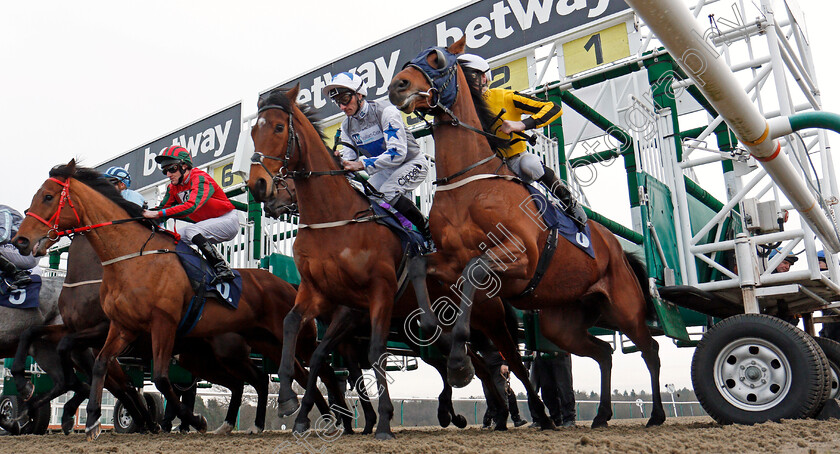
3, 1, 840, 398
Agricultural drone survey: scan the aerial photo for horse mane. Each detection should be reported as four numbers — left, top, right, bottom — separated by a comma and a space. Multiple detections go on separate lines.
259, 88, 329, 146
49, 164, 146, 220
465, 76, 511, 154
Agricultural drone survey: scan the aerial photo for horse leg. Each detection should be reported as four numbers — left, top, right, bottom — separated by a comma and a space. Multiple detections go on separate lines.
207, 335, 268, 434
148, 317, 207, 434
422, 355, 468, 429
277, 306, 306, 416
10, 324, 65, 401
292, 307, 359, 434
447, 256, 495, 388
14, 339, 70, 432
344, 350, 376, 434
537, 306, 614, 428
368, 289, 397, 440
481, 304, 554, 430
85, 323, 136, 441
407, 256, 446, 349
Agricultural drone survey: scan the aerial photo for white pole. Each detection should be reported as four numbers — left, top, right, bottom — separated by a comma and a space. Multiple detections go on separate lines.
624, 0, 840, 253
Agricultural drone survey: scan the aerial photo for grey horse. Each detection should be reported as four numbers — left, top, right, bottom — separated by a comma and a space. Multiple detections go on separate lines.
0, 274, 63, 434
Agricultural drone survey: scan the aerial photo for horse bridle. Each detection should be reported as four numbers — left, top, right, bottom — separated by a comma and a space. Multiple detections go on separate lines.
26, 176, 147, 240
251, 103, 354, 213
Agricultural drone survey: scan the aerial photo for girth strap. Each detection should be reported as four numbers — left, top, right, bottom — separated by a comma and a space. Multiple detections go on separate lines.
510, 228, 559, 300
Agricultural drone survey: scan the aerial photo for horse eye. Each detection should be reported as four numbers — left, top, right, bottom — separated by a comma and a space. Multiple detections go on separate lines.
275, 124, 285, 133
44, 194, 54, 202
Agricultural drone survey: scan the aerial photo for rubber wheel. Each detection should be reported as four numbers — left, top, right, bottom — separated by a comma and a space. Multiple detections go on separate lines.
804, 333, 833, 417
814, 337, 840, 400
112, 398, 140, 434
0, 395, 49, 435
29, 397, 51, 435
144, 393, 165, 423
691, 314, 826, 424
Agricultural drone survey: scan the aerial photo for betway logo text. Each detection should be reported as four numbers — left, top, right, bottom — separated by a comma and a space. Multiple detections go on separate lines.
139, 120, 234, 177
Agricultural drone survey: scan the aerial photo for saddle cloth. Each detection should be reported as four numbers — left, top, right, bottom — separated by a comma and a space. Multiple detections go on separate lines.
523, 185, 594, 259
0, 274, 41, 309
174, 241, 243, 310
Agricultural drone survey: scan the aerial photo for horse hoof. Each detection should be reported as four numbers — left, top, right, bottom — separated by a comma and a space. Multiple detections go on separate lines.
277, 397, 300, 418
148, 422, 162, 434
646, 414, 666, 427
246, 425, 263, 435
452, 414, 468, 429
446, 362, 475, 388
86, 422, 101, 442
212, 421, 234, 435
293, 420, 310, 434
494, 424, 508, 431
374, 431, 396, 440
361, 427, 374, 435
61, 417, 75, 435
591, 419, 608, 429
539, 419, 557, 431
437, 408, 451, 428
194, 415, 208, 433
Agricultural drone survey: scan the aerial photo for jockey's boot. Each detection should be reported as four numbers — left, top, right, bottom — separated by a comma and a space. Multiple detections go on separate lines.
538, 166, 587, 229
192, 234, 235, 285
392, 195, 436, 254
0, 254, 32, 290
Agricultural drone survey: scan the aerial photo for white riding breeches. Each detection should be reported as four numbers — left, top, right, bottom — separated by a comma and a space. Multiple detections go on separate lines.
179, 210, 240, 246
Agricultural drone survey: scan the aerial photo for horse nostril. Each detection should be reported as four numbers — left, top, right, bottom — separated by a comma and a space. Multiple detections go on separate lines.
254, 178, 268, 202
390, 78, 409, 93
14, 237, 29, 251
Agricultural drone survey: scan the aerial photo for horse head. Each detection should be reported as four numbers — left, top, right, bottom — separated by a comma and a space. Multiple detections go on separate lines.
14, 159, 84, 256
248, 85, 303, 218
389, 36, 467, 114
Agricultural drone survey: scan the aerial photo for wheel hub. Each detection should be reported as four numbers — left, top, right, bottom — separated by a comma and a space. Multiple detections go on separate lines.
715, 337, 791, 411
118, 405, 132, 428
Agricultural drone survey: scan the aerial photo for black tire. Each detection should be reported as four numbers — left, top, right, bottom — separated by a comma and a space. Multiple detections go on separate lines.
0, 395, 47, 435
29, 398, 51, 435
691, 314, 826, 424
815, 337, 840, 400
804, 333, 833, 417
144, 393, 165, 423
112, 399, 140, 434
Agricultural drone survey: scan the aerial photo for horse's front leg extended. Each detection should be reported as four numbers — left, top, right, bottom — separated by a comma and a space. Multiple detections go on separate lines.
277, 305, 306, 416
85, 323, 135, 441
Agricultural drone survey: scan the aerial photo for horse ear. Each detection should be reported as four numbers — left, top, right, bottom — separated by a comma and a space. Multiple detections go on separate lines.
286, 84, 301, 103
67, 159, 77, 175
447, 35, 467, 55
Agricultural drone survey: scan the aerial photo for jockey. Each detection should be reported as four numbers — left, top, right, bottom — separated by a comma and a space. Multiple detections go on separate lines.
324, 71, 434, 252
0, 205, 39, 289
457, 54, 587, 228
142, 145, 237, 284
103, 166, 146, 208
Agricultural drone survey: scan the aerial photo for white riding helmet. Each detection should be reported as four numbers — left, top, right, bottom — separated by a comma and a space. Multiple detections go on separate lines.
457, 54, 492, 80
322, 71, 368, 98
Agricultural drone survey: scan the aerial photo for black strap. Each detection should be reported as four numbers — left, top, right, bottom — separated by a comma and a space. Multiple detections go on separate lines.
510, 228, 558, 300
433, 154, 500, 186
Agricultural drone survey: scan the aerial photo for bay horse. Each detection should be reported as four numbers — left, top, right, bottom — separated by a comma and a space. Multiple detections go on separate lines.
388, 36, 666, 428
12, 162, 346, 440
11, 235, 272, 435
247, 87, 555, 435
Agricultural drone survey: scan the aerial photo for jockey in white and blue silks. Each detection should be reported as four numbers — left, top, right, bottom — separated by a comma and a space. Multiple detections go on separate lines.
324, 71, 434, 251
0, 204, 39, 289
103, 166, 146, 208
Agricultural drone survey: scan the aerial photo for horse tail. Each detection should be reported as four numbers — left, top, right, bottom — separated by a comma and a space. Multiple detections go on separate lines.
624, 252, 652, 310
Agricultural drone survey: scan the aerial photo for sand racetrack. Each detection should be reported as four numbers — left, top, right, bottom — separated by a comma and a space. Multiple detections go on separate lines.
2, 417, 840, 453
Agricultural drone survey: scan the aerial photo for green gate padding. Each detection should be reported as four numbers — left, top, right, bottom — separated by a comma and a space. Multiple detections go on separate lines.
261, 253, 301, 285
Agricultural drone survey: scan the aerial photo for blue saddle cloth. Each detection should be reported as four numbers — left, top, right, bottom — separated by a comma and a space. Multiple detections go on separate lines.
172, 241, 244, 336
175, 241, 243, 309
370, 203, 426, 255
0, 274, 41, 309
523, 185, 595, 259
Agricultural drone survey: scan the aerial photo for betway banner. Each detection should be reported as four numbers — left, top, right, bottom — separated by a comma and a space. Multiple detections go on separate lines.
264, 0, 630, 118
95, 104, 241, 190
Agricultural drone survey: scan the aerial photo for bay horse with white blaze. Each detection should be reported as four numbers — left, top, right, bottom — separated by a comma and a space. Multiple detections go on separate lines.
388, 36, 666, 428
12, 162, 342, 440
